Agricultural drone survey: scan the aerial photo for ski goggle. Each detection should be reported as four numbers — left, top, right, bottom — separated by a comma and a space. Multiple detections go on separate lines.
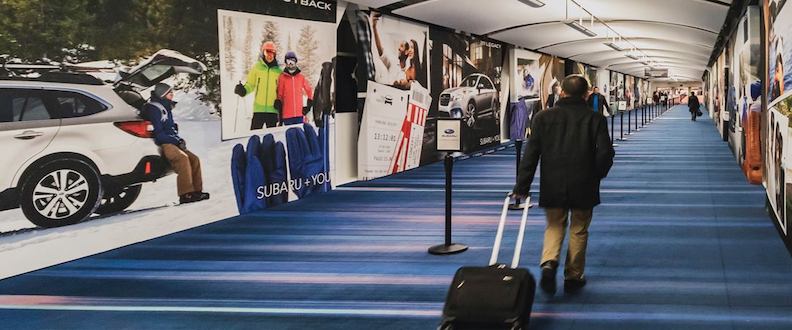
285, 58, 297, 65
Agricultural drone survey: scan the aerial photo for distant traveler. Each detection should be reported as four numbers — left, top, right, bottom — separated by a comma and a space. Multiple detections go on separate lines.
652, 91, 659, 105
688, 92, 700, 121
141, 83, 210, 204
587, 86, 611, 116
512, 75, 615, 295
235, 41, 283, 129
546, 83, 561, 109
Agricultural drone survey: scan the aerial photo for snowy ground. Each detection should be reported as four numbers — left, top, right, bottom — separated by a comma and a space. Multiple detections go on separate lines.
0, 105, 242, 279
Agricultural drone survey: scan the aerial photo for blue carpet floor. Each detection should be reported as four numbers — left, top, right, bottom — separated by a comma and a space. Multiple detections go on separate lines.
0, 105, 791, 329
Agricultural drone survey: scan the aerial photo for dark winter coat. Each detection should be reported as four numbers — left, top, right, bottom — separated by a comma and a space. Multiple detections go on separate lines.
141, 97, 181, 146
688, 95, 700, 112
586, 93, 611, 115
513, 97, 615, 209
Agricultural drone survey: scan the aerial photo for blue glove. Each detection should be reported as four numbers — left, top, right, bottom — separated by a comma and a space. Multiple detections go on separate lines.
243, 135, 267, 213
259, 134, 288, 207
231, 144, 247, 214
286, 124, 330, 198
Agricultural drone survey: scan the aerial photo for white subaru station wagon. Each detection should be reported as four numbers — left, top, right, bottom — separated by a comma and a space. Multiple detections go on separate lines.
0, 50, 205, 228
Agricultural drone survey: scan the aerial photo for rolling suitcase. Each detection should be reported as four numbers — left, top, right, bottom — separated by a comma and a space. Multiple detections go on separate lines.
441, 195, 536, 330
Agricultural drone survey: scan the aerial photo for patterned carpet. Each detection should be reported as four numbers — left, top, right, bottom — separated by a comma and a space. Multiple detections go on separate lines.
0, 105, 790, 329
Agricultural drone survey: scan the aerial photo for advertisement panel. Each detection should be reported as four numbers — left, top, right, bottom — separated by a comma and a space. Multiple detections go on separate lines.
765, 0, 792, 236
426, 27, 504, 161
508, 48, 543, 140
610, 72, 625, 109
337, 9, 432, 180
625, 75, 635, 109
219, 5, 338, 214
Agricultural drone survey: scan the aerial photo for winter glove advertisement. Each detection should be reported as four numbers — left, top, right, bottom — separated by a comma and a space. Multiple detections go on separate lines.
231, 119, 332, 214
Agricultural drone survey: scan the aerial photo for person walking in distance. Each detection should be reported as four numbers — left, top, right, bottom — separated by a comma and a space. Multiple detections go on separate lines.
141, 83, 209, 204
587, 86, 611, 116
688, 92, 701, 121
512, 75, 615, 295
235, 41, 283, 129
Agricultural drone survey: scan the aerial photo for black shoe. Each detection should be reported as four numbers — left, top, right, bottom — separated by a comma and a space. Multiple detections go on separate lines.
179, 192, 205, 204
539, 261, 557, 295
564, 278, 587, 294
196, 192, 210, 201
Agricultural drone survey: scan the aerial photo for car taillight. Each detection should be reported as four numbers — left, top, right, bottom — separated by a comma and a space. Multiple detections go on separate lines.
114, 120, 153, 138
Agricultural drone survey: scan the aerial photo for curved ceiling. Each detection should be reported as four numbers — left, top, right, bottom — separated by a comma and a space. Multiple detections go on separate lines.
347, 0, 733, 82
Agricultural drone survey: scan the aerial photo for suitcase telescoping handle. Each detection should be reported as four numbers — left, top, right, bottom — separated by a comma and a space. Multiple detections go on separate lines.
488, 194, 530, 268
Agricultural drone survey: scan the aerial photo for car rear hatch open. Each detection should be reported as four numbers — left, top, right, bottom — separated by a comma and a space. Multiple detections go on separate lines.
114, 49, 206, 90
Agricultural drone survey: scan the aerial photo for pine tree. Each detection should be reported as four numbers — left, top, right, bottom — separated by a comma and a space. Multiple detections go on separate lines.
262, 20, 282, 59
243, 18, 254, 76
223, 15, 235, 78
296, 25, 319, 85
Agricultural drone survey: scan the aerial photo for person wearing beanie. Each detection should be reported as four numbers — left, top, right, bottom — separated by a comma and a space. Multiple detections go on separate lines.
276, 51, 314, 125
235, 40, 283, 129
141, 83, 210, 204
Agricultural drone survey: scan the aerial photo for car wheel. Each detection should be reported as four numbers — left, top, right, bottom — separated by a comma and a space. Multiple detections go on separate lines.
95, 185, 142, 215
465, 101, 477, 128
19, 159, 102, 228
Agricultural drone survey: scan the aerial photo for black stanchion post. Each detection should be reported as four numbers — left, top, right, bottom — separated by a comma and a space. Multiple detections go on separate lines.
619, 110, 624, 140
428, 154, 468, 255
611, 110, 618, 145
514, 140, 523, 178
627, 109, 632, 135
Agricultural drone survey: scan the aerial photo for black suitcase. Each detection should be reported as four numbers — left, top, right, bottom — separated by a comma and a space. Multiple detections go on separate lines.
441, 196, 536, 330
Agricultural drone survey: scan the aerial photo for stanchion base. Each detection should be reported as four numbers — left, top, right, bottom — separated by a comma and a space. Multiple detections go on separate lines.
428, 243, 468, 255
617, 138, 628, 141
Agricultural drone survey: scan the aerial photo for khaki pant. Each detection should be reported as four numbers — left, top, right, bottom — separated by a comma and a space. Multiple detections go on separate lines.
541, 208, 593, 281
162, 144, 203, 196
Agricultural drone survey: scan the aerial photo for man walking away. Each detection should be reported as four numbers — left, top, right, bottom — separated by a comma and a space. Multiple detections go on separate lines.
141, 83, 210, 204
688, 92, 700, 121
512, 75, 615, 295
587, 86, 611, 116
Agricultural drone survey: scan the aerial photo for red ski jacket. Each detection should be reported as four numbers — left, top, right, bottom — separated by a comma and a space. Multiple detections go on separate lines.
277, 69, 314, 120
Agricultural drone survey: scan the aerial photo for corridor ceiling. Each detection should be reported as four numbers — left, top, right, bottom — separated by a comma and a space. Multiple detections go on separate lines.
347, 0, 734, 82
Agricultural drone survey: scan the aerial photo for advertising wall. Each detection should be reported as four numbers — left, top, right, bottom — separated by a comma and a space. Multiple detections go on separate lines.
625, 75, 635, 110
508, 48, 543, 141
764, 0, 792, 238
540, 55, 566, 110
610, 72, 625, 111
339, 8, 505, 180
730, 8, 762, 168
427, 27, 505, 160
337, 8, 432, 180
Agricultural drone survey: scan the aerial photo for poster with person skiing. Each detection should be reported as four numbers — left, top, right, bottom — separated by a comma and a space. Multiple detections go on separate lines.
218, 4, 339, 214
219, 8, 337, 139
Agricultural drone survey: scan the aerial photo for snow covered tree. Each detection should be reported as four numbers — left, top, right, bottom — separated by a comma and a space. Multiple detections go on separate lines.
243, 18, 254, 78
262, 21, 283, 59
296, 25, 319, 85
223, 16, 235, 78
